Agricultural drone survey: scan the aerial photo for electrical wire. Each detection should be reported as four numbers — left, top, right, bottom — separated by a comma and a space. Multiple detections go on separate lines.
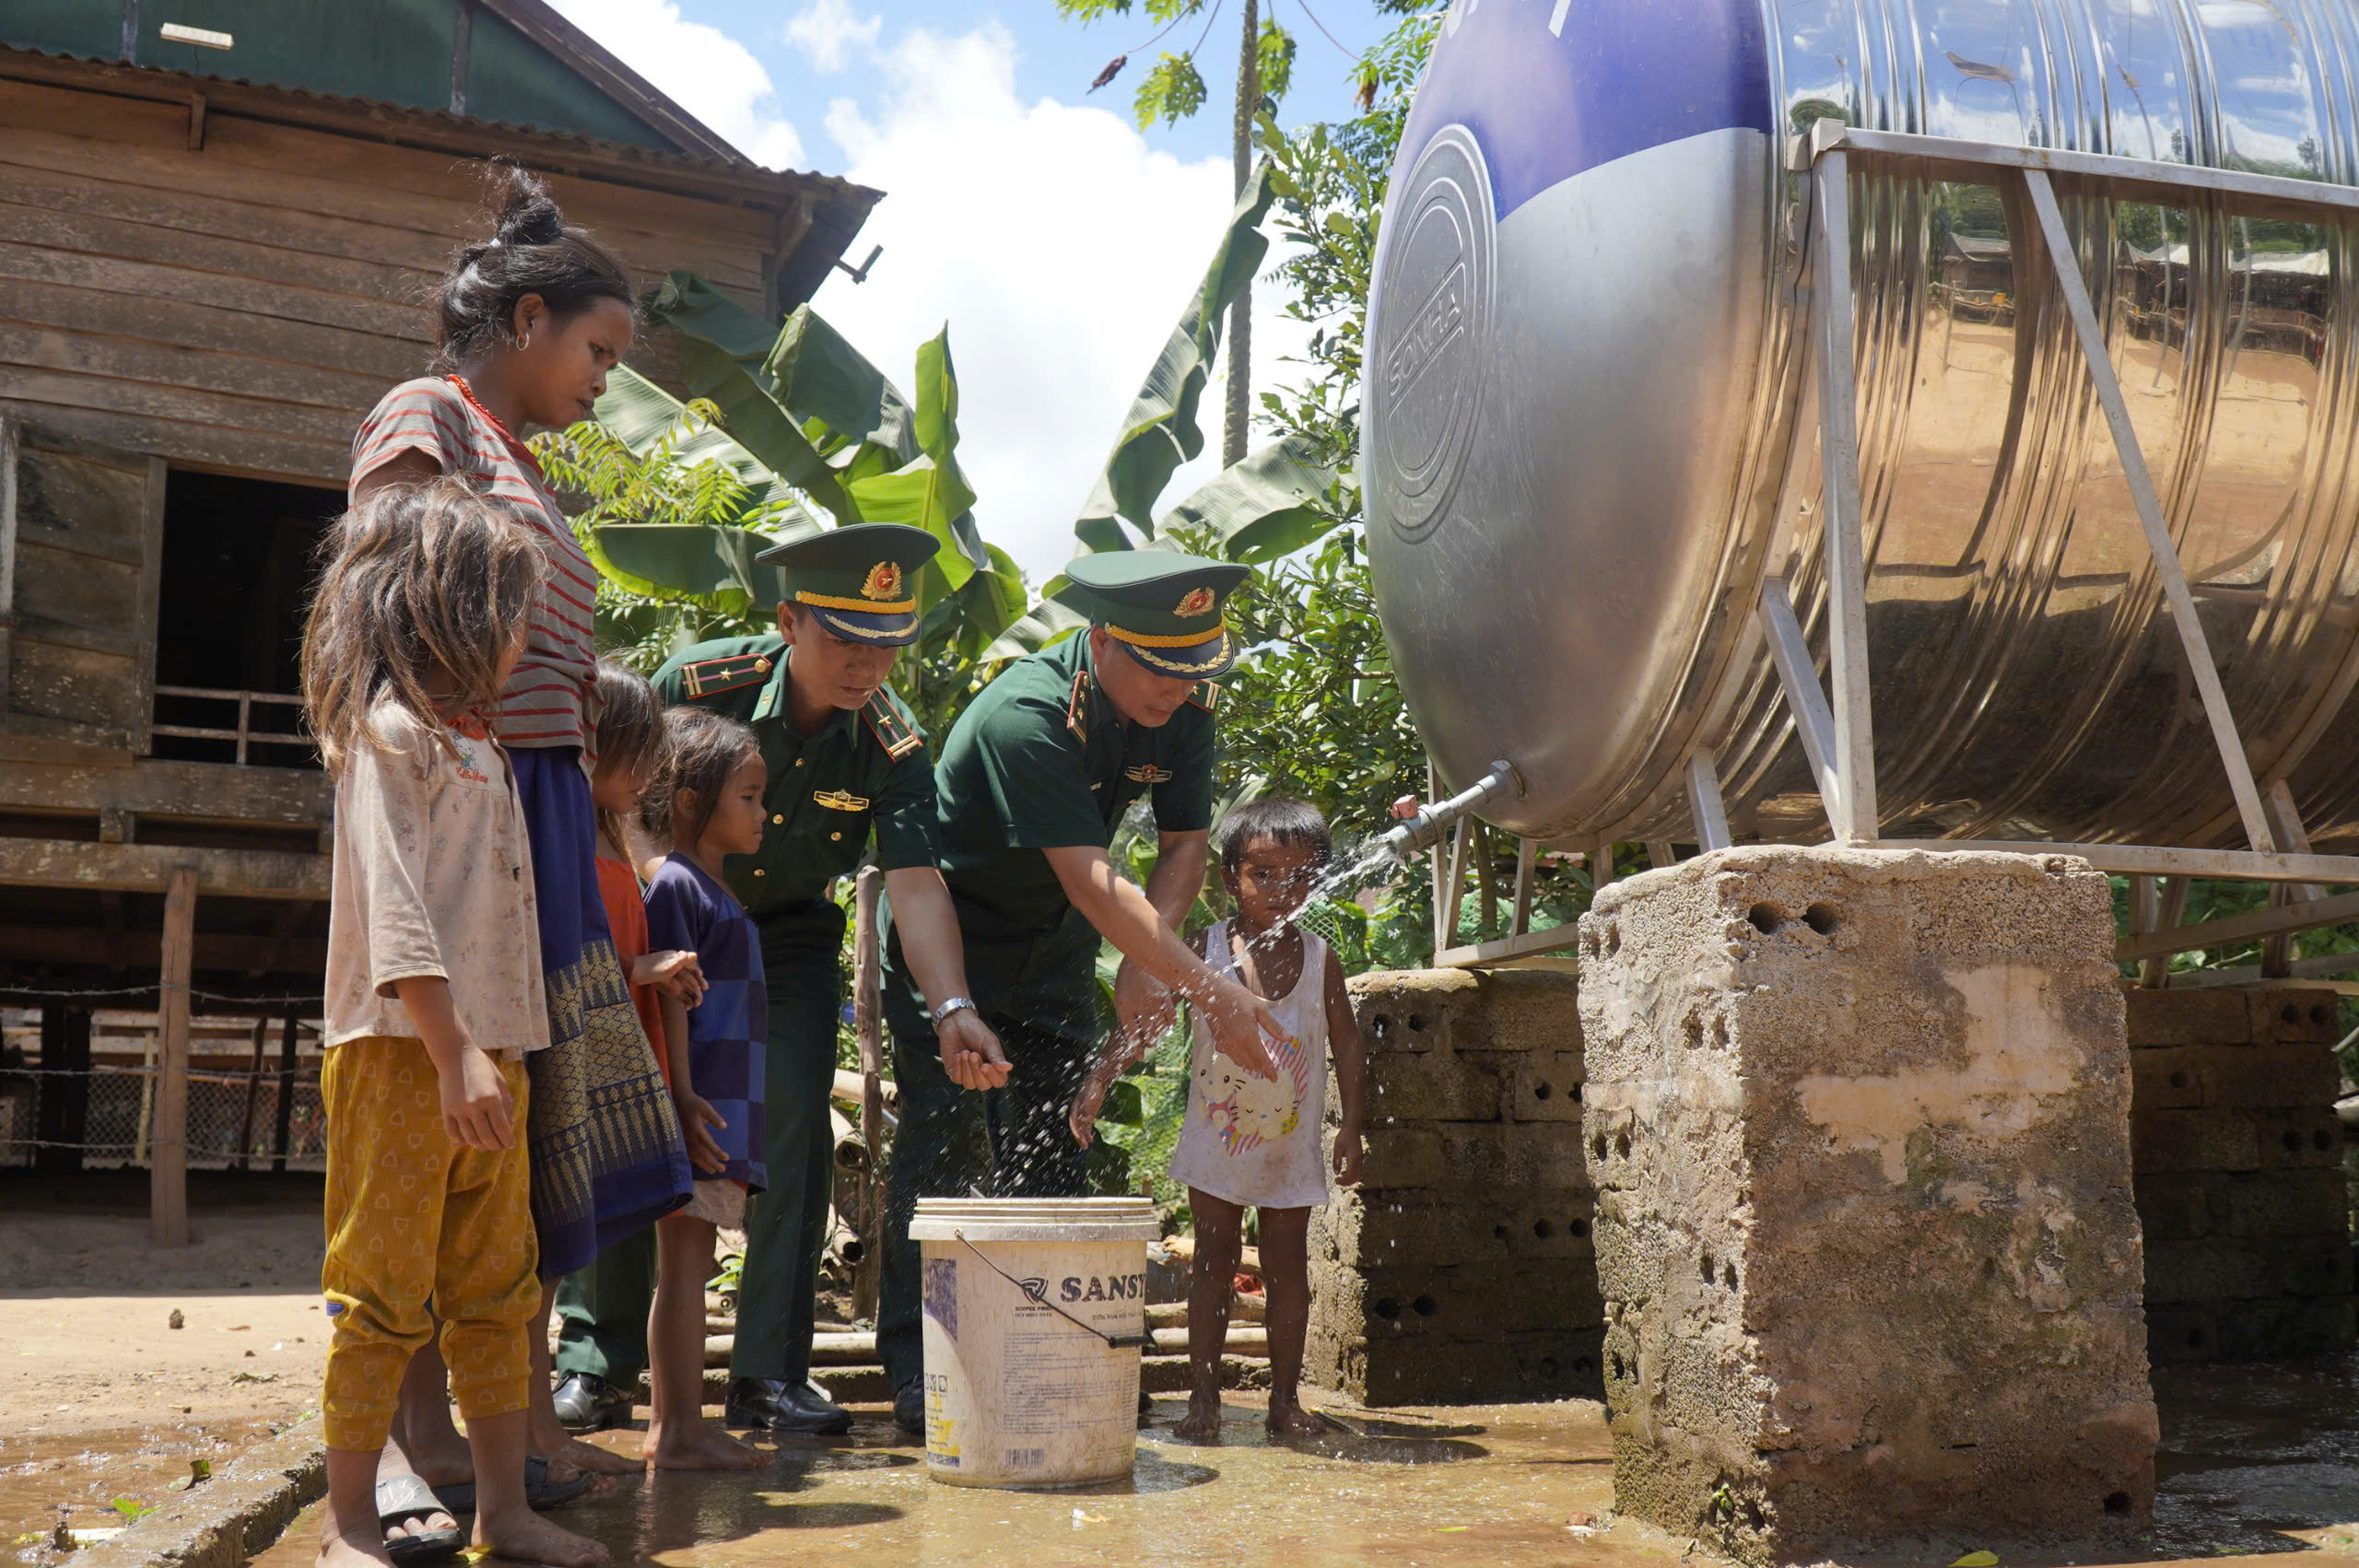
1286, 0, 1365, 61
1186, 0, 1228, 60
1117, 0, 1201, 57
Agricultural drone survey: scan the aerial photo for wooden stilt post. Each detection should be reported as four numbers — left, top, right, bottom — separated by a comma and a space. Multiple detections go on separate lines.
851, 865, 885, 1322
271, 1012, 299, 1172
234, 1015, 268, 1172
153, 867, 195, 1247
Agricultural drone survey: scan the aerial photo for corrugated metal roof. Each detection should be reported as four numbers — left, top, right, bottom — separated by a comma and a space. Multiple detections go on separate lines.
0, 41, 877, 204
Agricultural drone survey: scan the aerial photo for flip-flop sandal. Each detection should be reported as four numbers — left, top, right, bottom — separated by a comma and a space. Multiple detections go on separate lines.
375, 1474, 464, 1567
429, 1456, 596, 1517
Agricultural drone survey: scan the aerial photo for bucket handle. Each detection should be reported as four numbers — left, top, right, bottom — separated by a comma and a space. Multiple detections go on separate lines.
953, 1231, 1160, 1352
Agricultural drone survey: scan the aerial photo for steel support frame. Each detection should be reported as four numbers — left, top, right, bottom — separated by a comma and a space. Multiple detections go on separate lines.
1754, 123, 2359, 967
1440, 128, 2359, 971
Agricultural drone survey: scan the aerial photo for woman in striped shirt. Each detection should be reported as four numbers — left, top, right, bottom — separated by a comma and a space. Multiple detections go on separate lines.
348, 165, 692, 1539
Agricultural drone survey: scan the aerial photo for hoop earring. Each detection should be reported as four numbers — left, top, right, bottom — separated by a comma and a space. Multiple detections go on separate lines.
518, 333, 531, 350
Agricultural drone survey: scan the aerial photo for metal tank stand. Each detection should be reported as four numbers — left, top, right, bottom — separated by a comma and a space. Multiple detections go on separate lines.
1774, 121, 2359, 976
1433, 122, 2359, 976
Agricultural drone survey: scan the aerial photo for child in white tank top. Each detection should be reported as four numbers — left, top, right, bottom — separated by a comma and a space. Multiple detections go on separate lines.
1071, 799, 1367, 1444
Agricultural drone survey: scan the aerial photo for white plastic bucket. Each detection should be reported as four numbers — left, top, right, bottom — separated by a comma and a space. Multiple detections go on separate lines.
908, 1196, 1161, 1488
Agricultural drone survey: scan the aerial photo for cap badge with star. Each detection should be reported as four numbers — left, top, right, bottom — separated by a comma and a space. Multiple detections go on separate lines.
756, 523, 942, 647
1051, 552, 1251, 679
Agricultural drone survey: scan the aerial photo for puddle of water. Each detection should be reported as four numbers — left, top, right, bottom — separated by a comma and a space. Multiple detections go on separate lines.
2, 1421, 280, 1566
230, 1358, 2359, 1568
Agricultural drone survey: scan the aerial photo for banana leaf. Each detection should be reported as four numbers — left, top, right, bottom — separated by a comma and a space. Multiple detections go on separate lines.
1074, 159, 1277, 552
980, 589, 1089, 662
592, 366, 825, 537
841, 325, 985, 608
674, 333, 860, 524
924, 543, 1030, 661
592, 522, 786, 614
643, 274, 857, 522
1155, 435, 1339, 564
768, 306, 918, 467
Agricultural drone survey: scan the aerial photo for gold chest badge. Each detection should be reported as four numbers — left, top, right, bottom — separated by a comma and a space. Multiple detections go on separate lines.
1124, 764, 1175, 785
814, 789, 870, 812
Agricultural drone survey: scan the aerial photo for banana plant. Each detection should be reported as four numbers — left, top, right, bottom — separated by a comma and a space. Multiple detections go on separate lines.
574, 281, 1024, 674
981, 158, 1344, 661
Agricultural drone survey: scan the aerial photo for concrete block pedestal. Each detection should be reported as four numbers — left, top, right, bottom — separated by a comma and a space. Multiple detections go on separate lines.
1579, 848, 2156, 1563
1307, 967, 1602, 1405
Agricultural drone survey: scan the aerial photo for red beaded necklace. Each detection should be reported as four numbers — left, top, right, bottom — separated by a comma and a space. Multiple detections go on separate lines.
445, 373, 546, 481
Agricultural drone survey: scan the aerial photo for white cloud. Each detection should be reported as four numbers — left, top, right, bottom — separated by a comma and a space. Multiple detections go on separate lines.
813, 23, 1313, 584
784, 0, 882, 74
547, 0, 806, 170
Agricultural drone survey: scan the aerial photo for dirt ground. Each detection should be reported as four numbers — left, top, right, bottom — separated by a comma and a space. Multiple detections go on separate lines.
0, 1199, 327, 1546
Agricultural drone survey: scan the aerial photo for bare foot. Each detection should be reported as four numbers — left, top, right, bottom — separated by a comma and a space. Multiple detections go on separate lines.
474, 1504, 609, 1568
644, 1419, 768, 1471
317, 1523, 395, 1568
1171, 1398, 1223, 1444
531, 1422, 640, 1478
1266, 1401, 1329, 1439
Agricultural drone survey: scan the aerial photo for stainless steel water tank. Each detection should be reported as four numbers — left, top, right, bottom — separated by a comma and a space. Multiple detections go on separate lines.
1367, 0, 2359, 848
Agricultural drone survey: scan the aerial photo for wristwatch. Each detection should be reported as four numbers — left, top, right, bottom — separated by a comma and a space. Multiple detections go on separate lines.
930, 996, 978, 1029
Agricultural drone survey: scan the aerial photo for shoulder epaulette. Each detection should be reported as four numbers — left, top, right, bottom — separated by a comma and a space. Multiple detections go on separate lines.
862, 694, 924, 760
677, 649, 776, 701
1187, 681, 1220, 714
1067, 671, 1093, 743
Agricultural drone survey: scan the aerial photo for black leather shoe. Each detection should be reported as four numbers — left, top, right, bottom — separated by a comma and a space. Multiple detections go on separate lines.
892, 1375, 925, 1437
550, 1372, 632, 1433
782, 1382, 854, 1435
726, 1376, 854, 1434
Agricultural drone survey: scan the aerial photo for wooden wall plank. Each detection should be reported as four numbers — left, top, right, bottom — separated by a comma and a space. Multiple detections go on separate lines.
0, 158, 457, 275
0, 366, 361, 446
0, 194, 436, 308
0, 277, 427, 385
0, 755, 330, 824
0, 322, 392, 415
0, 240, 427, 341
0, 836, 330, 899
0, 400, 347, 486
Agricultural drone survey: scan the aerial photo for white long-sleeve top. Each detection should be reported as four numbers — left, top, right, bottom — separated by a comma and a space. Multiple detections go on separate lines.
323, 696, 548, 1056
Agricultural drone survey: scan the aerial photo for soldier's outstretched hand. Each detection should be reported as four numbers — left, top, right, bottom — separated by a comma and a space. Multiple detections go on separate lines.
937, 1007, 1012, 1092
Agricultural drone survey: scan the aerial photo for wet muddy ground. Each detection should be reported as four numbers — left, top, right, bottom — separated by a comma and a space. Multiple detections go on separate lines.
213, 1356, 2359, 1568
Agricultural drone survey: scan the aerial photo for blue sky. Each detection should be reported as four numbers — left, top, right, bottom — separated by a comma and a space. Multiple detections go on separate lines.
549, 0, 1414, 579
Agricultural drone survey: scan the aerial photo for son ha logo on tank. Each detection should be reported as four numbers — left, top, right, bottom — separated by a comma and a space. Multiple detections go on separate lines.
1368, 123, 1494, 544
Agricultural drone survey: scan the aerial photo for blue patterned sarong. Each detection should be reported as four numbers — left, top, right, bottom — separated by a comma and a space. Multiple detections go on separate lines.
511, 746, 692, 1280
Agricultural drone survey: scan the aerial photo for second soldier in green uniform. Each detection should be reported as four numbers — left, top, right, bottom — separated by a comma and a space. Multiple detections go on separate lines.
874, 552, 1287, 1434
552, 522, 1003, 1437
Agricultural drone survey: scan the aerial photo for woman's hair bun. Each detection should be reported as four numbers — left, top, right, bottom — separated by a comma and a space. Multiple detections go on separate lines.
486, 163, 566, 248
428, 159, 636, 371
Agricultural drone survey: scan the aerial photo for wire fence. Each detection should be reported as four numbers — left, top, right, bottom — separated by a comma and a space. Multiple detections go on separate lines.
1, 1006, 327, 1172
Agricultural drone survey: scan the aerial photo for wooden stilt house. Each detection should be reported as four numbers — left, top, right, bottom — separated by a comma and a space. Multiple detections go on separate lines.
0, 2, 877, 1215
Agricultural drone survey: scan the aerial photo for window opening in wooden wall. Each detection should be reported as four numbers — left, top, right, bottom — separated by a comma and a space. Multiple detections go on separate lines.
152, 471, 340, 770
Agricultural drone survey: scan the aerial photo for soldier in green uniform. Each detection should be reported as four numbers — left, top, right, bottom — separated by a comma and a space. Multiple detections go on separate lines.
551, 522, 1004, 1438
874, 552, 1288, 1433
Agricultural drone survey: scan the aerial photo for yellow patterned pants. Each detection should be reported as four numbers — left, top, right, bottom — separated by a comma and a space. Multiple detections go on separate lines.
320, 1036, 540, 1453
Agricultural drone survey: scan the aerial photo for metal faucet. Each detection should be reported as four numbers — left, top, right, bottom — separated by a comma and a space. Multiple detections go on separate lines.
1371, 760, 1523, 864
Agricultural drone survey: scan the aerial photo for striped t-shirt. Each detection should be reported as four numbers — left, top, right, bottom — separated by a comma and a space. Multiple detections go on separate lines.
348, 377, 599, 753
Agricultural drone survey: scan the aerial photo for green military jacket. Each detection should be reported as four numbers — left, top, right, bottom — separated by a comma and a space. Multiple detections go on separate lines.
652, 635, 936, 949
932, 633, 1217, 946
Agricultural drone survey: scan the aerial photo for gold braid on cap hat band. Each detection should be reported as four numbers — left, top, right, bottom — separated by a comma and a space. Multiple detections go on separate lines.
1102, 620, 1227, 649
1112, 630, 1229, 673
795, 589, 917, 614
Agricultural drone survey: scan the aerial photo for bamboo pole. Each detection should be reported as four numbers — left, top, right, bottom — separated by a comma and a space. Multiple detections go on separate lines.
152, 867, 195, 1246
851, 865, 884, 1321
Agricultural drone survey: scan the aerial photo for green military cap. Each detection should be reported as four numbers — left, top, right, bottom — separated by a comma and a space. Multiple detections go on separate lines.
756, 522, 942, 647
1051, 552, 1250, 679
